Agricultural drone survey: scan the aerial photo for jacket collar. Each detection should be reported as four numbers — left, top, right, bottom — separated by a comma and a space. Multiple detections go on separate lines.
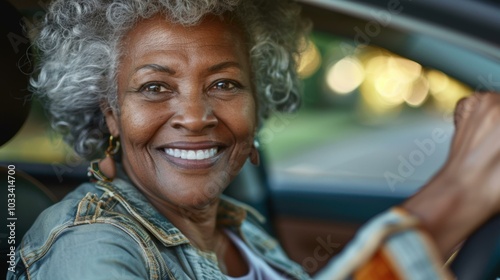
94, 167, 264, 247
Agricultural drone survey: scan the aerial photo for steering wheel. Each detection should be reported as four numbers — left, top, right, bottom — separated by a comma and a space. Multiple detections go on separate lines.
450, 215, 500, 279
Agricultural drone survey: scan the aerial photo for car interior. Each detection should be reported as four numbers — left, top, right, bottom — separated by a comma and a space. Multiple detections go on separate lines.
2, 0, 500, 279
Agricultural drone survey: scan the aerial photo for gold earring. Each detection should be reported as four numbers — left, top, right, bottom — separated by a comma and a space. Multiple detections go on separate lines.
88, 135, 120, 182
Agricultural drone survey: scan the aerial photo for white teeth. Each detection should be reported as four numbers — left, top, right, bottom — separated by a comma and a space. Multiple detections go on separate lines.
196, 150, 204, 160
165, 147, 218, 160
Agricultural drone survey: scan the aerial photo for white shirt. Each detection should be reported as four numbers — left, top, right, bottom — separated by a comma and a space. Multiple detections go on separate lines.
225, 230, 289, 280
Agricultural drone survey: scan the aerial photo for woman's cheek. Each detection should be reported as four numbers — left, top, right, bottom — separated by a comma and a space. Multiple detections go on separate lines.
120, 101, 165, 143
229, 97, 257, 135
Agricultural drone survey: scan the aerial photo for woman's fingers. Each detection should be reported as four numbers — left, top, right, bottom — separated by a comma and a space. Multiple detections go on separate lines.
454, 95, 479, 128
447, 92, 500, 201
451, 93, 500, 154
450, 94, 479, 153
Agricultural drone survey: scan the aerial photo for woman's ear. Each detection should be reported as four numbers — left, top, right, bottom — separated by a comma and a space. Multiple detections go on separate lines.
103, 106, 120, 137
250, 147, 260, 166
250, 142, 260, 166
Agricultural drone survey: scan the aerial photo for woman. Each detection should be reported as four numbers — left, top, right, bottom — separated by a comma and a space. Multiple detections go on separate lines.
8, 0, 500, 279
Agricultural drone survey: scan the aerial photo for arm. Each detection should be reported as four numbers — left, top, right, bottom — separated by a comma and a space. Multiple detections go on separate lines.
316, 93, 500, 279
403, 93, 500, 257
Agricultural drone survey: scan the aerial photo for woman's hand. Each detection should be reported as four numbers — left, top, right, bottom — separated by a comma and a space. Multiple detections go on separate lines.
447, 93, 500, 212
402, 92, 500, 258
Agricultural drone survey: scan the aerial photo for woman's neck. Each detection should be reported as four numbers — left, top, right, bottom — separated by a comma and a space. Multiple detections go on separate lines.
151, 198, 248, 276
154, 196, 221, 251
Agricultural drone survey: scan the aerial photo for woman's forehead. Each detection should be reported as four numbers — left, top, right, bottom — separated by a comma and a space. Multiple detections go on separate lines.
120, 14, 249, 67
123, 14, 246, 49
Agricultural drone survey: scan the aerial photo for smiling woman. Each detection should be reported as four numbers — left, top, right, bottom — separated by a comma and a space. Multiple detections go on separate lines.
107, 14, 258, 211
7, 0, 500, 280
8, 1, 311, 279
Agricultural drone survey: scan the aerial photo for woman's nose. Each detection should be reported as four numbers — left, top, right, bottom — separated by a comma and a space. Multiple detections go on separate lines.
169, 96, 218, 133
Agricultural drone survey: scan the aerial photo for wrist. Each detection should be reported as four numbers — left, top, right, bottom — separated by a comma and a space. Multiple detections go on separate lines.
401, 170, 489, 257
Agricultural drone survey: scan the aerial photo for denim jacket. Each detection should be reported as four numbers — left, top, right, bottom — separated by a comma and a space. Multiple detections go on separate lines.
7, 177, 310, 280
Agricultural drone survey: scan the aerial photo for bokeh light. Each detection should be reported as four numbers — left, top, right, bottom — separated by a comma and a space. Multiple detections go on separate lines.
297, 38, 322, 79
426, 69, 471, 112
404, 75, 430, 107
326, 57, 365, 95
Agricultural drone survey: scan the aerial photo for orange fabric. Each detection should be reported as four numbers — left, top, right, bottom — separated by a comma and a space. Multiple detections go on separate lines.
354, 250, 400, 280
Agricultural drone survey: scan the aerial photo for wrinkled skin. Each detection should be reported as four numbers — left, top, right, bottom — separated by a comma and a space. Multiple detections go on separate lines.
104, 14, 258, 276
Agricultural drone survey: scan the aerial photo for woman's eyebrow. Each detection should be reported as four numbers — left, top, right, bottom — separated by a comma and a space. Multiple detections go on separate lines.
207, 61, 242, 73
134, 64, 176, 75
133, 62, 241, 75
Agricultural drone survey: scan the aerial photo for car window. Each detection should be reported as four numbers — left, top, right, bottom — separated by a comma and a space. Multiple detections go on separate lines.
0, 32, 472, 196
261, 31, 471, 194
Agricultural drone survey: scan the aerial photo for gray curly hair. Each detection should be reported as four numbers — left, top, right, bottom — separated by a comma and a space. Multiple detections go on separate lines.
30, 0, 309, 159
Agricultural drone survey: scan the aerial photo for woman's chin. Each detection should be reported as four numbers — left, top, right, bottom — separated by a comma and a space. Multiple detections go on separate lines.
172, 191, 222, 220
172, 184, 225, 211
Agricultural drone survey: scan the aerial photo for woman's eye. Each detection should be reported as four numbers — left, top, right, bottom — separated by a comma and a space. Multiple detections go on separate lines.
135, 82, 173, 101
142, 83, 169, 94
210, 81, 240, 91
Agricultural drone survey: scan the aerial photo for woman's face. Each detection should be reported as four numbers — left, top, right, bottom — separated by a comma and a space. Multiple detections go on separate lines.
105, 15, 257, 211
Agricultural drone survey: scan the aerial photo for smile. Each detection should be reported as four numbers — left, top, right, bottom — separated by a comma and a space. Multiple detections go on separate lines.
164, 148, 218, 160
